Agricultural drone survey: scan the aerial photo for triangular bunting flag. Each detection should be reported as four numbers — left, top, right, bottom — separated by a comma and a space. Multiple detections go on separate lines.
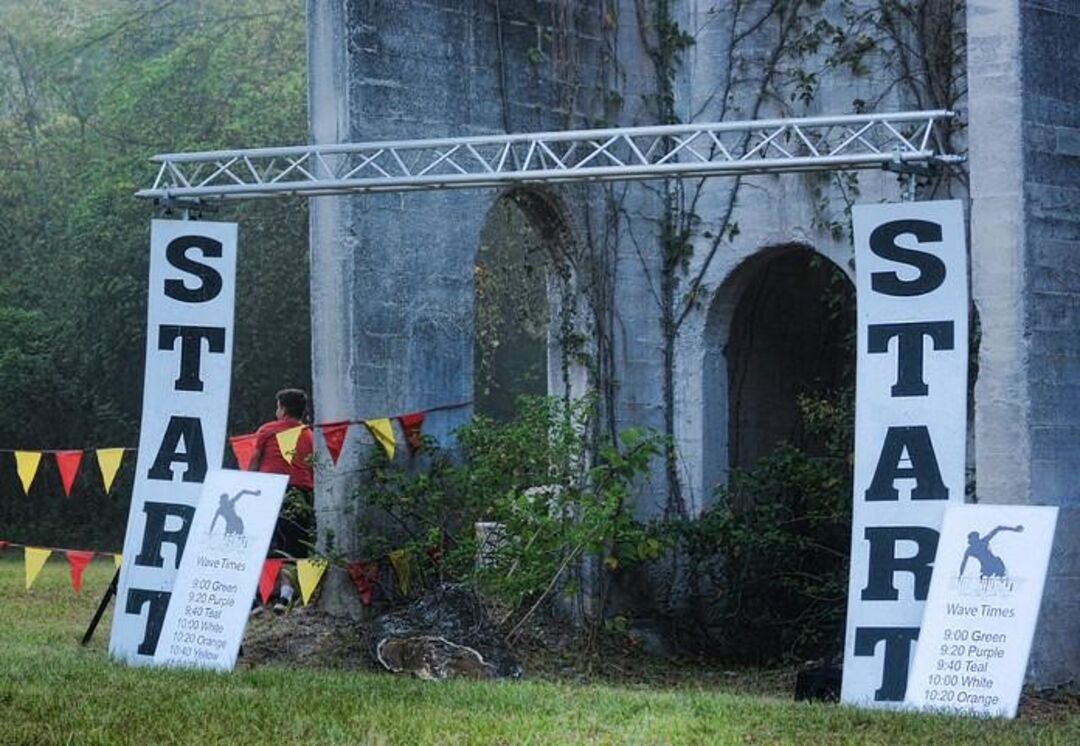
258, 559, 284, 605
96, 448, 125, 494
66, 550, 94, 593
15, 451, 42, 495
388, 549, 411, 597
275, 425, 305, 465
363, 419, 396, 461
296, 558, 327, 605
320, 421, 350, 465
55, 450, 83, 497
229, 433, 258, 470
397, 412, 426, 454
25, 547, 51, 590
113, 553, 122, 569
347, 561, 379, 606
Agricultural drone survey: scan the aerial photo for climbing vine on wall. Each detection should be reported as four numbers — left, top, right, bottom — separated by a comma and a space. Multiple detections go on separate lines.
479, 0, 967, 634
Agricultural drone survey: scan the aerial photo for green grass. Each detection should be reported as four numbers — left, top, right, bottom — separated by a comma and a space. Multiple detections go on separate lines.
0, 555, 1075, 745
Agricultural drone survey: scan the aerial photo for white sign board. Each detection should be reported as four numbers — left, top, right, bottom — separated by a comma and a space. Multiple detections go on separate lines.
110, 220, 238, 665
842, 200, 968, 707
905, 505, 1058, 717
155, 469, 287, 671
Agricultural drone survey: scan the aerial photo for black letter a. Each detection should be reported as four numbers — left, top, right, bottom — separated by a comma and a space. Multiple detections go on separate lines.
147, 416, 207, 483
865, 426, 948, 501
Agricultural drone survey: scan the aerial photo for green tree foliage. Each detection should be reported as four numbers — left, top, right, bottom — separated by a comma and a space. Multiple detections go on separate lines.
0, 0, 309, 548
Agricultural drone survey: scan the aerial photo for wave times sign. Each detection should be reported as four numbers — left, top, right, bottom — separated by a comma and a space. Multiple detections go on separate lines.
841, 200, 968, 706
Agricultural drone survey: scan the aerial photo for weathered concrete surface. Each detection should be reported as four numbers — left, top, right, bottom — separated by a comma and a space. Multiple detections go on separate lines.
1019, 0, 1080, 687
307, 0, 1079, 684
309, 0, 365, 617
968, 0, 1080, 686
674, 0, 902, 510
307, 0, 666, 527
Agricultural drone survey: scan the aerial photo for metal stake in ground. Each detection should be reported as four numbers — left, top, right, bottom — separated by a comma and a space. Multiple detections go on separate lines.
81, 567, 119, 646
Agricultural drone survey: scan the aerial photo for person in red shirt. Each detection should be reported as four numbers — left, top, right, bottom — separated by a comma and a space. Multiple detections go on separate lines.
249, 388, 314, 609
250, 388, 314, 493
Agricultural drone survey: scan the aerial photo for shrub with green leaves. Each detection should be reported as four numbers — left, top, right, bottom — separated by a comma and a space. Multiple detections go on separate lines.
666, 390, 853, 664
359, 396, 663, 619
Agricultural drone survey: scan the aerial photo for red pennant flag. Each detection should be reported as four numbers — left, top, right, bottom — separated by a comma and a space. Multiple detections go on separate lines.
0, 540, 9, 551
66, 550, 95, 593
397, 412, 426, 454
258, 559, 284, 605
55, 450, 84, 497
229, 433, 258, 470
320, 421, 350, 465
347, 561, 379, 606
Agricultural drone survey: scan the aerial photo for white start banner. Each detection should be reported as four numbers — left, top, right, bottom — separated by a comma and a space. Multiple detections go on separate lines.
841, 200, 968, 707
154, 469, 288, 671
110, 219, 238, 665
905, 504, 1058, 718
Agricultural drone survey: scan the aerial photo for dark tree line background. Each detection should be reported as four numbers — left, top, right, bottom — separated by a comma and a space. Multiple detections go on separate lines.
0, 0, 309, 549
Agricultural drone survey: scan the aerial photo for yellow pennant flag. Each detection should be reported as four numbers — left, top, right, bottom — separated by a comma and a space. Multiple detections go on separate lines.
96, 448, 125, 494
25, 547, 51, 590
296, 558, 327, 606
363, 418, 396, 461
275, 425, 305, 465
15, 451, 42, 495
389, 549, 411, 597
114, 554, 122, 569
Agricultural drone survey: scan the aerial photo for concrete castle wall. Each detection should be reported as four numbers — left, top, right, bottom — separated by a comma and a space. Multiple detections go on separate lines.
969, 0, 1080, 687
307, 1, 665, 556
309, 0, 1078, 683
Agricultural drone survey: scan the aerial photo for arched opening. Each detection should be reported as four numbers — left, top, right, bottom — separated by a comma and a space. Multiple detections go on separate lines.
473, 189, 581, 421
726, 246, 854, 470
473, 199, 548, 420
689, 244, 856, 662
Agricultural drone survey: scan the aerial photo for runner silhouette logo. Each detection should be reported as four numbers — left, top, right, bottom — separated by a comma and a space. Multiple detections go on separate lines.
959, 524, 1024, 579
209, 489, 261, 537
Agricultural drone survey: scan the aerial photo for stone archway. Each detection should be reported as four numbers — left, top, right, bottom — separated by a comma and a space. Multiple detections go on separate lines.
700, 244, 854, 499
726, 247, 855, 470
474, 199, 547, 420
473, 188, 585, 420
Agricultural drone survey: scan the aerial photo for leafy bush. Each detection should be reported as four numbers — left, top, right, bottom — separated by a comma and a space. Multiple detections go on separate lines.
359, 396, 663, 619
666, 390, 853, 663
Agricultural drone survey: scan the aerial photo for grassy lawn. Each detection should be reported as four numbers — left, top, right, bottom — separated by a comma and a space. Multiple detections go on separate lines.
0, 554, 1075, 745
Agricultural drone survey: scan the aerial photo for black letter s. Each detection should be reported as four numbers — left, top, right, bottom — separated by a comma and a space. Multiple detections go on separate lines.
164, 235, 223, 302
869, 220, 945, 297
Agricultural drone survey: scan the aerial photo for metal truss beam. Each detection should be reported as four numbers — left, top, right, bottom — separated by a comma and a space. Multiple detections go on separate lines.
136, 110, 960, 202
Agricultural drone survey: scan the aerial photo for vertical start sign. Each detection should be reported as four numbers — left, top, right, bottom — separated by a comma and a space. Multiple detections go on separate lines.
109, 220, 237, 665
841, 201, 968, 706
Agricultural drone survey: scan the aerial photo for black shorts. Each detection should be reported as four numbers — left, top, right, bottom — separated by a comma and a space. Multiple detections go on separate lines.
271, 486, 313, 559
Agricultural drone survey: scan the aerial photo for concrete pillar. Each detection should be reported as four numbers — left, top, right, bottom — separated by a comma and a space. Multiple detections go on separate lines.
308, 0, 364, 615
968, 0, 1080, 686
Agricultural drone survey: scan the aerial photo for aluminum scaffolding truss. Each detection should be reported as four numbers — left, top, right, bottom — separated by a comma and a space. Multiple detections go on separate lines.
136, 110, 960, 202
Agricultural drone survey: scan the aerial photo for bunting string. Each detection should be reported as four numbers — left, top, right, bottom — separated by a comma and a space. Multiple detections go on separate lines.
0, 402, 463, 599
0, 540, 122, 557
0, 538, 411, 606
0, 399, 472, 499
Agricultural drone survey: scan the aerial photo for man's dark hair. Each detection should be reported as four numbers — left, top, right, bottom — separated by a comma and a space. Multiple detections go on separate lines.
276, 388, 308, 419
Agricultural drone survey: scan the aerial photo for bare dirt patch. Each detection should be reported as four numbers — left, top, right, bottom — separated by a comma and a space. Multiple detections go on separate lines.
238, 605, 1077, 725
239, 605, 377, 671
